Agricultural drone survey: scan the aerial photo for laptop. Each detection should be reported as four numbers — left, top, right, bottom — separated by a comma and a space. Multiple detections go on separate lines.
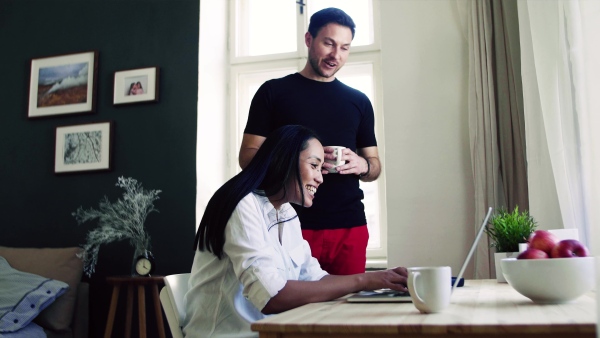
346, 207, 493, 303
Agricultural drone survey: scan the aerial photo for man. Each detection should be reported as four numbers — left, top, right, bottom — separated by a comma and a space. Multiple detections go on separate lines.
238, 7, 381, 275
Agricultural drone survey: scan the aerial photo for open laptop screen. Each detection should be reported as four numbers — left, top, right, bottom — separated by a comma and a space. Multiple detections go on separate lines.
346, 207, 493, 303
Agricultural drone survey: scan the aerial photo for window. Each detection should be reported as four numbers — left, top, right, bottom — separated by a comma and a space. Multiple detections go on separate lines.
235, 0, 298, 57
230, 0, 387, 263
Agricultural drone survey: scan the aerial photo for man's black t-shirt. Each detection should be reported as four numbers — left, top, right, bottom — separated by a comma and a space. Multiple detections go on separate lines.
244, 73, 377, 230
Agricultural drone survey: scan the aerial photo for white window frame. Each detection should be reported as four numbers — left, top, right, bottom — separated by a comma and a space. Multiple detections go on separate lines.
228, 0, 387, 264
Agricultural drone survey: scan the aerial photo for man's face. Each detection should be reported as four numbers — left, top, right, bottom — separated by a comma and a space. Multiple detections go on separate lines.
305, 23, 353, 81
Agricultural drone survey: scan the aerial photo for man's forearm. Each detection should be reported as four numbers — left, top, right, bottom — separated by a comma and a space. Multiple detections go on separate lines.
359, 156, 380, 182
239, 148, 259, 169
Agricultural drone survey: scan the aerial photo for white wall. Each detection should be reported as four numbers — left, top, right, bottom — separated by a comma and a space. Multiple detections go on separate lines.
196, 0, 229, 227
380, 0, 475, 277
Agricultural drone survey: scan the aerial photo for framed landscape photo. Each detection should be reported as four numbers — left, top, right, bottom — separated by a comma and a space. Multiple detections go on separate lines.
55, 121, 113, 174
113, 67, 159, 105
28, 51, 98, 118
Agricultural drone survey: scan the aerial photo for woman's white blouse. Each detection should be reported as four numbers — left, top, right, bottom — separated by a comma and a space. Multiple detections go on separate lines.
182, 192, 328, 338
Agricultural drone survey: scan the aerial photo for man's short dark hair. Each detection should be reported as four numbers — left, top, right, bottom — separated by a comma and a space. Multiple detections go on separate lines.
308, 7, 355, 40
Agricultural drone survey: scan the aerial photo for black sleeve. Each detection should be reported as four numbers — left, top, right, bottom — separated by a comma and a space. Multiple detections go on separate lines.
243, 81, 274, 137
356, 94, 377, 148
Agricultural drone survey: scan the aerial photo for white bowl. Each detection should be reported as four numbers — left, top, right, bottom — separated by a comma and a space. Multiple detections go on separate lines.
501, 257, 595, 304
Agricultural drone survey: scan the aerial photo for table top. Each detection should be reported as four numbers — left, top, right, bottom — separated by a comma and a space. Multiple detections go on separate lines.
106, 275, 165, 285
251, 279, 596, 337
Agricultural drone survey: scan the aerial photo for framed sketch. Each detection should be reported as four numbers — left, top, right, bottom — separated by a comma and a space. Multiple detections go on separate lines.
113, 67, 159, 105
54, 121, 113, 174
28, 51, 98, 118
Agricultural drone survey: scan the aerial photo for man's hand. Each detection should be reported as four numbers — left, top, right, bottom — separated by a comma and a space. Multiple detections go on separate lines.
322, 146, 369, 176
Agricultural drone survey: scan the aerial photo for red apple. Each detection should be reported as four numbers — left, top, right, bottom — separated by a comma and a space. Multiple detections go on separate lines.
517, 248, 549, 260
528, 230, 559, 255
550, 239, 589, 258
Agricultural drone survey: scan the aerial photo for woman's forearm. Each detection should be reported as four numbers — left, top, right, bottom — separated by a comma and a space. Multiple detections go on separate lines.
261, 268, 407, 314
261, 275, 364, 314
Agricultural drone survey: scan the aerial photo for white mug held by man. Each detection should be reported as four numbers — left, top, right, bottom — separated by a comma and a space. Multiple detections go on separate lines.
324, 146, 346, 173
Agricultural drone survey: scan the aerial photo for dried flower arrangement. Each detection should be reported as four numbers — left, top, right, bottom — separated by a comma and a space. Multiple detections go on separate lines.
73, 176, 161, 277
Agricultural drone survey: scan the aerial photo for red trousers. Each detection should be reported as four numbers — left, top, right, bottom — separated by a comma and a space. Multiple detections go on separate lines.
302, 225, 368, 275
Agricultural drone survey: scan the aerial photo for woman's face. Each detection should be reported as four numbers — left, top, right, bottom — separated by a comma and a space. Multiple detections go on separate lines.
289, 138, 324, 208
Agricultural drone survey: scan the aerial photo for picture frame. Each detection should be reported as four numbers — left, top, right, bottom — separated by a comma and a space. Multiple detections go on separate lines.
113, 67, 159, 105
54, 121, 113, 174
28, 51, 98, 118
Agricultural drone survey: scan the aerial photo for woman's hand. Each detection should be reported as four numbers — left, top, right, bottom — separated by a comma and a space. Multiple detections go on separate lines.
361, 266, 408, 292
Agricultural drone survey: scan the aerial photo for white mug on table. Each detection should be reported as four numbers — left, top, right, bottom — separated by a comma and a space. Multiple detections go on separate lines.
407, 266, 451, 314
325, 146, 345, 173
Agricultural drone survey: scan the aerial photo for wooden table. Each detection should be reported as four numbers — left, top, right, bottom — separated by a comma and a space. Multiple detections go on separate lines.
251, 279, 596, 338
104, 276, 166, 338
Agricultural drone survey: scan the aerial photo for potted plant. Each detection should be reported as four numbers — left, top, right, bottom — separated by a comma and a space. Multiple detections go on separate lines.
73, 177, 161, 277
484, 206, 537, 283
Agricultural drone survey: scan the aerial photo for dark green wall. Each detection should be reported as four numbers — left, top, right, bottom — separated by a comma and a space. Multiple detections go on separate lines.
0, 1, 199, 337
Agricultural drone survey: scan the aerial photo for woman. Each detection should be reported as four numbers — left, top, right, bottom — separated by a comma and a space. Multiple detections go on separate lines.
133, 82, 144, 95
127, 82, 136, 96
183, 125, 408, 338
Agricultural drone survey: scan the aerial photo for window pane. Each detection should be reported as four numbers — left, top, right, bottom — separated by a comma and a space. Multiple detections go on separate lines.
236, 0, 297, 57
307, 0, 373, 47
336, 62, 375, 111
361, 181, 381, 249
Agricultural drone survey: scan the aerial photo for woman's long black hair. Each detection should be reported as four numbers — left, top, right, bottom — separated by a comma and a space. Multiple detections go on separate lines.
193, 125, 321, 259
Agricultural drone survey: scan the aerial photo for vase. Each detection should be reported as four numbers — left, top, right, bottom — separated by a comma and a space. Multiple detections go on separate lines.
494, 252, 519, 283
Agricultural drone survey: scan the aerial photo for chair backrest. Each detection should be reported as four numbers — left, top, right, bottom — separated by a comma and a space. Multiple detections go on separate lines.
160, 273, 191, 338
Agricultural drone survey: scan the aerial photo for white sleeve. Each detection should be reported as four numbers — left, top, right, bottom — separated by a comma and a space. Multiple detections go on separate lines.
223, 195, 287, 311
298, 239, 329, 281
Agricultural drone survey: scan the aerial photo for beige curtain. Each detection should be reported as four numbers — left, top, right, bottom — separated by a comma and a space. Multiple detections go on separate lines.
492, 0, 529, 214
460, 0, 528, 279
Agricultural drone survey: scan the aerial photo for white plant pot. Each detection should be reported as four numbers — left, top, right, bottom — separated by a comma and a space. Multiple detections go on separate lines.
494, 252, 519, 283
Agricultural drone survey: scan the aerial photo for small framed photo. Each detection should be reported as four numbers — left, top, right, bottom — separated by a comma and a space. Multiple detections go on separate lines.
28, 51, 98, 118
54, 121, 113, 174
113, 67, 159, 105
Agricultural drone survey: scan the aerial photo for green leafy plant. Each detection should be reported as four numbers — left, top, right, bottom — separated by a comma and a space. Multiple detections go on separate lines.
485, 206, 537, 253
73, 177, 161, 277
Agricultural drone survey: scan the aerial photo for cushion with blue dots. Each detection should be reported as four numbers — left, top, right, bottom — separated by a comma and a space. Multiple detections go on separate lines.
0, 256, 68, 333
